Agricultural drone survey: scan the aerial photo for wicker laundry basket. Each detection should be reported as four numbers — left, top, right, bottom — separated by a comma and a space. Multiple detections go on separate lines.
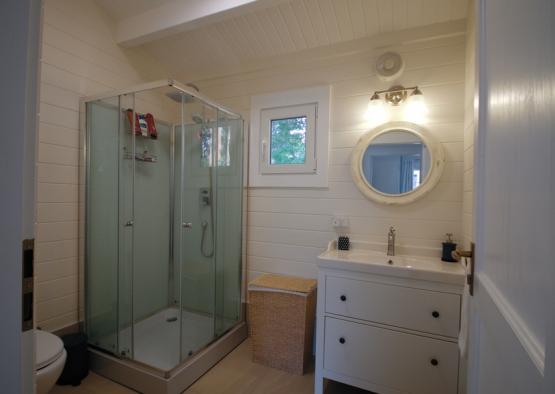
248, 274, 317, 375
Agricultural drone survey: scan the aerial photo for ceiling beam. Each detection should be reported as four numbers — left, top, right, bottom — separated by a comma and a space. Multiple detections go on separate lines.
116, 0, 280, 47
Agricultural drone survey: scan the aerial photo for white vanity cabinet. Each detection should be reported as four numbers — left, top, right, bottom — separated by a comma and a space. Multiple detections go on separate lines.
315, 242, 465, 394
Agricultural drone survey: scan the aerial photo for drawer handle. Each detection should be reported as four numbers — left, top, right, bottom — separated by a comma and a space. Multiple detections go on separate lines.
430, 358, 439, 366
340, 295, 347, 302
338, 337, 346, 344
432, 311, 440, 318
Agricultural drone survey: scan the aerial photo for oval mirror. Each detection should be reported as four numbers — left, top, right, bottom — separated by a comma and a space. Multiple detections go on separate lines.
351, 122, 444, 205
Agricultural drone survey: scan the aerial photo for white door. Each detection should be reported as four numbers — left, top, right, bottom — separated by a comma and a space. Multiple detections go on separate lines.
0, 0, 42, 392
468, 0, 555, 393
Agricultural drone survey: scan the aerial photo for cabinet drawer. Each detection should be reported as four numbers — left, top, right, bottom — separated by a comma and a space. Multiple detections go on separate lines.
325, 276, 460, 337
324, 317, 459, 394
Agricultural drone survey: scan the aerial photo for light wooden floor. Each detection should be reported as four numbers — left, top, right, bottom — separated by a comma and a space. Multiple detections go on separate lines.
50, 339, 370, 394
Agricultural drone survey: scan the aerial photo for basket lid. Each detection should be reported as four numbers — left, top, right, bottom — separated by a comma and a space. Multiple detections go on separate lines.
248, 274, 316, 294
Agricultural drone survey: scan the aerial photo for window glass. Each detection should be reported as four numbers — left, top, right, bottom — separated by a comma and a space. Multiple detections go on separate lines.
200, 127, 211, 167
200, 126, 231, 167
269, 116, 307, 165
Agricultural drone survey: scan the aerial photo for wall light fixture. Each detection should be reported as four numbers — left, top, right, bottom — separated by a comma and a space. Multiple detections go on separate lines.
366, 85, 428, 124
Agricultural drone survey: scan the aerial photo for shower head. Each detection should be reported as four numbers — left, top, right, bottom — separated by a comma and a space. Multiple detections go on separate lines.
165, 82, 200, 103
165, 93, 208, 125
165, 91, 196, 103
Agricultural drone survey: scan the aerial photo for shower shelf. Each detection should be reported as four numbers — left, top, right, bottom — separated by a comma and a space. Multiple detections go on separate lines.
127, 131, 158, 140
123, 151, 157, 163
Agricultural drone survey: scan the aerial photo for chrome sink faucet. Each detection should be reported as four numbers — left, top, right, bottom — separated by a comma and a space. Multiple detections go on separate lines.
387, 226, 396, 256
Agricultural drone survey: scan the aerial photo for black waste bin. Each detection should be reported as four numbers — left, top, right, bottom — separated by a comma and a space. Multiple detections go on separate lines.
57, 333, 89, 386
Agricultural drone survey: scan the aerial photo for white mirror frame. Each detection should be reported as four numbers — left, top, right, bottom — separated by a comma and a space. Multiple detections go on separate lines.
351, 121, 445, 205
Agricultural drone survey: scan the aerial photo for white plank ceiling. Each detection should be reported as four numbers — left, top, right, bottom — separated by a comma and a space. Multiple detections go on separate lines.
95, 0, 177, 20
97, 0, 469, 80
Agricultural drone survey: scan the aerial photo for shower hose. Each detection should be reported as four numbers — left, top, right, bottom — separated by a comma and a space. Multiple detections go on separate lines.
201, 168, 214, 258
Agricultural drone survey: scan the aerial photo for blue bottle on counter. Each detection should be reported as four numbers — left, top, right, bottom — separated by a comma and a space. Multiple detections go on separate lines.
442, 233, 457, 262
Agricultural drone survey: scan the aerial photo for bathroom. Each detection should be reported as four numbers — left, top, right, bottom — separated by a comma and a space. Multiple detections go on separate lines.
1, 0, 553, 393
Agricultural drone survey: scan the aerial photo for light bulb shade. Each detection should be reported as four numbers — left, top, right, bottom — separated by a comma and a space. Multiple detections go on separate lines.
404, 90, 428, 123
366, 96, 389, 126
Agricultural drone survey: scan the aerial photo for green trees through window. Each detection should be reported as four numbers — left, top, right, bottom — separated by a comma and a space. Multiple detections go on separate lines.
270, 116, 307, 165
200, 126, 231, 167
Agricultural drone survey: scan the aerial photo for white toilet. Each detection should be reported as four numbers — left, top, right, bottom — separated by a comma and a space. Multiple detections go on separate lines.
35, 330, 67, 394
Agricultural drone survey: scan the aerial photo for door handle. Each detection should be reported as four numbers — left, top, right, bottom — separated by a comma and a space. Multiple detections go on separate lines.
451, 243, 475, 296
182, 222, 193, 228
452, 249, 472, 259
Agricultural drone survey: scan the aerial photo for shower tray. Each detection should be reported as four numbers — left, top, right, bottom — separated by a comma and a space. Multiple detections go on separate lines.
89, 319, 247, 394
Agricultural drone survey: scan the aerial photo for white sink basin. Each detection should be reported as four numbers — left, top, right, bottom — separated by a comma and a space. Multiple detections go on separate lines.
318, 241, 466, 286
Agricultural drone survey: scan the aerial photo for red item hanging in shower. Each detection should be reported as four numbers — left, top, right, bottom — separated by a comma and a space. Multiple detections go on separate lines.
145, 113, 157, 139
126, 109, 141, 135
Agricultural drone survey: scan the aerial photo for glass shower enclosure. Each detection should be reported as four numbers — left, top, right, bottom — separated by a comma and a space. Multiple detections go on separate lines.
82, 80, 244, 374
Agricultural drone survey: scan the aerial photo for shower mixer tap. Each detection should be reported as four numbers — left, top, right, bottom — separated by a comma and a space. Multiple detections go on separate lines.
200, 185, 214, 258
200, 188, 211, 206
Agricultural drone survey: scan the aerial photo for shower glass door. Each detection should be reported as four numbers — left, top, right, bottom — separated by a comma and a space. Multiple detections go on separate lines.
176, 99, 218, 361
117, 93, 135, 359
126, 89, 176, 369
85, 83, 244, 373
214, 110, 243, 336
85, 97, 121, 354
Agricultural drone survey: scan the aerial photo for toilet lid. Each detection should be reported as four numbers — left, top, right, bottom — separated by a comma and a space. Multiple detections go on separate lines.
35, 330, 64, 370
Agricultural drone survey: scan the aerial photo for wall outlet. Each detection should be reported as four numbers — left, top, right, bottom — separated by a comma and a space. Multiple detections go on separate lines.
331, 216, 350, 229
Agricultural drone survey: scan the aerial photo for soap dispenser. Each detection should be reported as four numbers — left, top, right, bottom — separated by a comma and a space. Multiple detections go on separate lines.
442, 233, 457, 262
338, 235, 350, 251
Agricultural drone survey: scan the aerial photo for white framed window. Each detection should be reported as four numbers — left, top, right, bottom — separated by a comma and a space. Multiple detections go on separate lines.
260, 103, 316, 174
250, 86, 330, 187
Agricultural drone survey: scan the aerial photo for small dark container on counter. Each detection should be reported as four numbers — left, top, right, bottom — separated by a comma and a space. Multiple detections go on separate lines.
338, 236, 350, 251
442, 233, 458, 262
57, 332, 89, 386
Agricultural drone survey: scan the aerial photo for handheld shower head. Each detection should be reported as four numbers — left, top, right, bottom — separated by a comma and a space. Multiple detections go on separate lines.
191, 114, 204, 124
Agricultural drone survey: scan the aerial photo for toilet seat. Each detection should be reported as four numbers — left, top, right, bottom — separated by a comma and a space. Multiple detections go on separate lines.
36, 330, 64, 370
